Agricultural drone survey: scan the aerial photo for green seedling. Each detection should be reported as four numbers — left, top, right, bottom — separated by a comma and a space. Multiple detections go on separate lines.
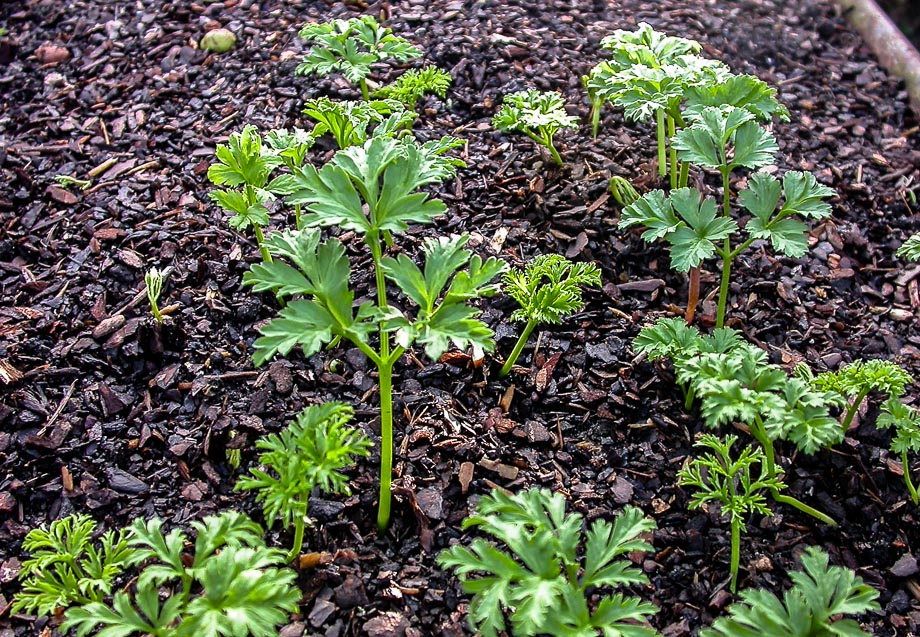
609, 176, 640, 207
438, 488, 658, 637
296, 16, 422, 100
375, 65, 452, 108
208, 125, 283, 262
492, 89, 578, 167
701, 546, 880, 637
54, 174, 92, 190
499, 254, 601, 378
236, 402, 371, 562
678, 434, 783, 592
897, 232, 920, 261
621, 109, 834, 326
634, 318, 841, 525
62, 511, 300, 637
588, 23, 788, 188
13, 514, 139, 616
302, 97, 416, 150
877, 397, 920, 504
144, 267, 168, 324
806, 359, 912, 434
263, 128, 316, 230
243, 136, 506, 531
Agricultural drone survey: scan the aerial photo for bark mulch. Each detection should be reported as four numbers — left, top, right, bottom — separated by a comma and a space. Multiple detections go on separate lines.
1, 0, 920, 635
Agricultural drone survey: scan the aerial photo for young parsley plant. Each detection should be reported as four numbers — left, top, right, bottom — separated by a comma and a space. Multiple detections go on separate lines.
236, 402, 371, 561
438, 488, 658, 637
492, 89, 578, 167
499, 254, 601, 378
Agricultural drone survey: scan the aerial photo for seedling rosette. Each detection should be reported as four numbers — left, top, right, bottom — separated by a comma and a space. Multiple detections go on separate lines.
702, 547, 879, 637
297, 16, 422, 101
236, 402, 371, 561
438, 488, 659, 637
499, 254, 601, 378
492, 89, 578, 166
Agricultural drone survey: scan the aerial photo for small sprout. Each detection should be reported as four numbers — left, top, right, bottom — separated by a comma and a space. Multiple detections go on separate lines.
811, 359, 912, 434
226, 430, 242, 470
701, 547, 879, 637
144, 267, 168, 324
54, 174, 92, 190
877, 397, 920, 504
897, 232, 920, 261
437, 488, 658, 637
677, 434, 783, 592
297, 16, 421, 100
374, 65, 452, 108
207, 125, 283, 262
236, 402, 371, 562
609, 176, 640, 207
200, 28, 237, 53
500, 254, 601, 378
13, 514, 139, 616
492, 89, 578, 167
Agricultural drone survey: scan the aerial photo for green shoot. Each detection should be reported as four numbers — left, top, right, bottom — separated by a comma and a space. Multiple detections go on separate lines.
375, 65, 452, 108
622, 111, 834, 327
144, 267, 168, 324
897, 232, 920, 261
492, 89, 578, 166
208, 125, 283, 262
810, 359, 912, 434
54, 174, 92, 190
499, 254, 601, 378
701, 547, 879, 637
263, 128, 316, 230
297, 16, 422, 101
437, 488, 658, 637
13, 514, 139, 616
302, 97, 416, 149
877, 397, 920, 504
61, 511, 300, 637
236, 402, 371, 562
677, 434, 783, 592
609, 176, 640, 207
243, 136, 505, 530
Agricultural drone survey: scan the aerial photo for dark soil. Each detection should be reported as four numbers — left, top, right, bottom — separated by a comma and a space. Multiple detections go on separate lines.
2, 0, 920, 636
876, 0, 920, 48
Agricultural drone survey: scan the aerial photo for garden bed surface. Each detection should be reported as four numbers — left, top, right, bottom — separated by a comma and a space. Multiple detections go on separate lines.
1, 0, 920, 635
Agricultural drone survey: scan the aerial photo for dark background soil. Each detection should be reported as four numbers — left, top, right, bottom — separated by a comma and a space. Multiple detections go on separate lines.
877, 0, 920, 48
1, 0, 920, 636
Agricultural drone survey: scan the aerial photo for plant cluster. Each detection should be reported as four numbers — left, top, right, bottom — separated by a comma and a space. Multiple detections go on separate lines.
702, 547, 879, 637
16, 512, 299, 637
438, 488, 658, 637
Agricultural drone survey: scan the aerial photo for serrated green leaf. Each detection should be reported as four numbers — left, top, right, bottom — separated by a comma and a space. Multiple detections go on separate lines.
780, 171, 835, 219
619, 190, 682, 241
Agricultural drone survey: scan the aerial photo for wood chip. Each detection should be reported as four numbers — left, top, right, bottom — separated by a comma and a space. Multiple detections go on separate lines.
458, 461, 474, 494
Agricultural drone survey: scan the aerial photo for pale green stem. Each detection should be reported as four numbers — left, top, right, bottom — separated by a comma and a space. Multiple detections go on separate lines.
286, 516, 305, 563
668, 115, 678, 190
729, 517, 741, 593
903, 450, 919, 505
751, 418, 836, 526
841, 388, 870, 435
589, 96, 602, 138
377, 360, 394, 531
500, 319, 538, 378
715, 169, 733, 328
656, 109, 667, 177
294, 203, 302, 230
253, 224, 272, 263
359, 79, 370, 102
150, 299, 163, 324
